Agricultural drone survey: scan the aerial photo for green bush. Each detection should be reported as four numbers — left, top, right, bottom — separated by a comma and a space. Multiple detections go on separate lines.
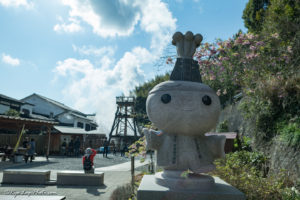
110, 183, 133, 200
4, 109, 20, 117
234, 136, 252, 151
282, 187, 300, 200
277, 119, 300, 147
216, 120, 229, 132
212, 151, 298, 200
110, 173, 144, 200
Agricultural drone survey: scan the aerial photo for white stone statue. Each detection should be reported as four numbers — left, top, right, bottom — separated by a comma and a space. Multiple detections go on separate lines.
172, 31, 203, 58
143, 31, 226, 190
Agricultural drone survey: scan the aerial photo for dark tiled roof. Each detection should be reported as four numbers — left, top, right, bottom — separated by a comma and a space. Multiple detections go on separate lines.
29, 113, 54, 121
0, 93, 24, 104
0, 115, 57, 125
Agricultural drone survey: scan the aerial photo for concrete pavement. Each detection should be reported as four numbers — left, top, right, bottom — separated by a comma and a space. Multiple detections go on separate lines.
0, 156, 149, 200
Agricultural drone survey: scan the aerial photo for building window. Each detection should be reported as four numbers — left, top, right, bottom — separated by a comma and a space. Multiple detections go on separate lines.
22, 109, 30, 116
77, 122, 84, 128
85, 124, 91, 131
50, 112, 54, 118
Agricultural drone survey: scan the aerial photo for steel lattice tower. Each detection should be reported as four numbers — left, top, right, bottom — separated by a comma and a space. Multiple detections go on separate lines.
108, 96, 140, 146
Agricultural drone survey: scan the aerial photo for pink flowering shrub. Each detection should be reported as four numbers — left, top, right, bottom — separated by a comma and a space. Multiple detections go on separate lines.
196, 32, 295, 98
195, 32, 299, 139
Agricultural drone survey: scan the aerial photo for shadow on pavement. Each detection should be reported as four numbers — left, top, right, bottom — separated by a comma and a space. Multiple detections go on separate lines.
86, 187, 106, 196
57, 184, 107, 190
0, 184, 46, 188
5, 161, 59, 170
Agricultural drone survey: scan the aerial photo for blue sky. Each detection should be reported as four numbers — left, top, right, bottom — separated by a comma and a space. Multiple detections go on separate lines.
0, 0, 248, 130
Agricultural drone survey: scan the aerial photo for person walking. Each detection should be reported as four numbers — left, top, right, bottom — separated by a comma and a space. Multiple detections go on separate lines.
68, 139, 74, 156
25, 138, 35, 163
82, 147, 97, 173
61, 138, 67, 156
120, 143, 125, 157
113, 145, 117, 156
74, 137, 81, 157
22, 137, 29, 163
123, 143, 128, 157
103, 138, 109, 158
27, 138, 35, 163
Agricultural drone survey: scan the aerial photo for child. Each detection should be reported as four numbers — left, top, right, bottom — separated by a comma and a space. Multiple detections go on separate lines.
82, 148, 97, 173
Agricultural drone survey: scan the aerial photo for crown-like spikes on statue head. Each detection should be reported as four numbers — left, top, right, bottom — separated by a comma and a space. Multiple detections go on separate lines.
172, 31, 203, 58
170, 31, 203, 83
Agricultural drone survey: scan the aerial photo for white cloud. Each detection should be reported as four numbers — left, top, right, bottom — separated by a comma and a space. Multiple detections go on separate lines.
58, 0, 176, 42
54, 0, 176, 131
54, 23, 82, 33
0, 0, 33, 9
2, 53, 20, 66
138, 0, 176, 51
54, 17, 82, 33
54, 46, 153, 131
58, 0, 140, 37
72, 45, 115, 57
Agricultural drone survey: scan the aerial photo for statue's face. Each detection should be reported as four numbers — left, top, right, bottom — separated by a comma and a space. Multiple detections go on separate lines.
146, 81, 220, 136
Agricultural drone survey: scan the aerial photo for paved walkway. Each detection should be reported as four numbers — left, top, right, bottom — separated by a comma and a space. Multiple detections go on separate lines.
0, 156, 149, 200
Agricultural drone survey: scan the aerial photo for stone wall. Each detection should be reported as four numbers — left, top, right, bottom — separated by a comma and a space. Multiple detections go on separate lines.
218, 99, 300, 182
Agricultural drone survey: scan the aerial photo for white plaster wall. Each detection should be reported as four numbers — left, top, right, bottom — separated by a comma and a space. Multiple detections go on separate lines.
58, 113, 91, 129
74, 118, 92, 129
0, 104, 9, 114
58, 113, 74, 124
23, 95, 64, 116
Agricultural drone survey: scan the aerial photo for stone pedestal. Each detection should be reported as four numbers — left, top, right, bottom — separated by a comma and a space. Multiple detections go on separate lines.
57, 170, 104, 186
155, 171, 215, 191
137, 175, 246, 200
2, 169, 50, 185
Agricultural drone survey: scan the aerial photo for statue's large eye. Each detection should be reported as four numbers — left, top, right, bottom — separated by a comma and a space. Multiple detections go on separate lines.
202, 95, 211, 105
161, 94, 171, 104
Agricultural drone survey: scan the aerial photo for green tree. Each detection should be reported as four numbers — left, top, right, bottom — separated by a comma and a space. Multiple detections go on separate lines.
261, 0, 300, 70
242, 0, 270, 33
133, 73, 170, 126
262, 0, 300, 41
4, 109, 20, 117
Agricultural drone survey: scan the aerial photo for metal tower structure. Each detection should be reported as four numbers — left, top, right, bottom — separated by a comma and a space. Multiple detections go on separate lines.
108, 96, 140, 146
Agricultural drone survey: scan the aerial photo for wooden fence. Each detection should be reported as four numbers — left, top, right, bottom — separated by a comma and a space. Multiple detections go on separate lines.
0, 134, 48, 155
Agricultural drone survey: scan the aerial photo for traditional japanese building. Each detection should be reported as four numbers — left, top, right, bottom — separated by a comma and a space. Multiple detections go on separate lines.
22, 93, 97, 130
0, 93, 106, 155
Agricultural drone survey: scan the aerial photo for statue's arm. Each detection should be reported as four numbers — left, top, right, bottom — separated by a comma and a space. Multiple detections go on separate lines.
207, 135, 226, 159
143, 128, 163, 150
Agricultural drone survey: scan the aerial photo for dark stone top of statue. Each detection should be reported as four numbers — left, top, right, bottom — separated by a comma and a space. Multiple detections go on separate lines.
170, 58, 202, 83
170, 31, 203, 83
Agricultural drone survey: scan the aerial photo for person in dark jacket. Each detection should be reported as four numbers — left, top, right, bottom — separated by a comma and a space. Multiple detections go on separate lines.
61, 138, 67, 156
68, 139, 74, 156
74, 137, 81, 157
27, 138, 35, 162
103, 138, 109, 158
22, 137, 29, 163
